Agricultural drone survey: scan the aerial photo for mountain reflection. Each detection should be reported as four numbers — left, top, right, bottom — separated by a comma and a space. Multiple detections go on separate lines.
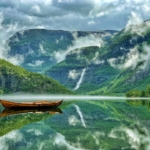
1, 100, 150, 149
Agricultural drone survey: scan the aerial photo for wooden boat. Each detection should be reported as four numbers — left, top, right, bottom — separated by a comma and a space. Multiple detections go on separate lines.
0, 99, 63, 109
0, 107, 62, 117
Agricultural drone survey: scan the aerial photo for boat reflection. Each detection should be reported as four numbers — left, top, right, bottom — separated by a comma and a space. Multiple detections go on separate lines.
0, 107, 62, 117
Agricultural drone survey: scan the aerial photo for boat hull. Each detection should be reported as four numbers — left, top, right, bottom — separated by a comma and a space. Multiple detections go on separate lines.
0, 99, 63, 109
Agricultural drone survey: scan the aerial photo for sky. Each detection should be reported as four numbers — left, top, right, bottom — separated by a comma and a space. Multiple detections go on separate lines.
0, 0, 150, 32
0, 0, 150, 65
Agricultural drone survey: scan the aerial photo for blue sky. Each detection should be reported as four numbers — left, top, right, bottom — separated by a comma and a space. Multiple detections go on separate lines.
0, 0, 150, 31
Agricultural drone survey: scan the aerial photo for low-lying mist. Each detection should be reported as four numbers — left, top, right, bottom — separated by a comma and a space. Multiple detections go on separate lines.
1, 94, 150, 102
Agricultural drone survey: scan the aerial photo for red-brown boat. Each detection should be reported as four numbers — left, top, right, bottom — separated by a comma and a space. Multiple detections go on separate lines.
0, 99, 63, 109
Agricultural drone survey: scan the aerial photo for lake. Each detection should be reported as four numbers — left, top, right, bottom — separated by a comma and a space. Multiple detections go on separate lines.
0, 99, 150, 150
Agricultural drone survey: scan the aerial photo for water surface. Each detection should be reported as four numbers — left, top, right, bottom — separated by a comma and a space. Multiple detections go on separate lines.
0, 99, 150, 150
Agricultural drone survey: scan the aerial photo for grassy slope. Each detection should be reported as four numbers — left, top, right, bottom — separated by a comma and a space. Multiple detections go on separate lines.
87, 23, 150, 95
0, 59, 74, 94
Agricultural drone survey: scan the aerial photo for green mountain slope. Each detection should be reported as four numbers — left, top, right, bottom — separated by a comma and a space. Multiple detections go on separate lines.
7, 29, 117, 73
45, 46, 120, 93
0, 59, 73, 94
45, 20, 150, 95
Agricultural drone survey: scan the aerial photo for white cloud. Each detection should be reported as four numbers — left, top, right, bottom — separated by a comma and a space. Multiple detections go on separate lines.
93, 59, 104, 65
71, 32, 104, 48
8, 54, 25, 66
54, 50, 66, 63
54, 133, 87, 150
108, 124, 150, 150
126, 11, 143, 27
91, 51, 105, 65
44, 0, 52, 5
0, 12, 25, 65
0, 0, 150, 31
88, 20, 95, 25
125, 11, 143, 34
108, 43, 150, 71
55, 39, 59, 44
140, 43, 150, 69
89, 0, 120, 18
27, 129, 43, 136
92, 131, 105, 145
68, 115, 80, 126
28, 60, 44, 67
142, 5, 150, 14
0, 130, 23, 150
68, 70, 80, 80
54, 32, 104, 63
108, 57, 119, 69
108, 46, 140, 69
123, 47, 139, 69
125, 11, 150, 36
30, 5, 41, 14
39, 43, 46, 54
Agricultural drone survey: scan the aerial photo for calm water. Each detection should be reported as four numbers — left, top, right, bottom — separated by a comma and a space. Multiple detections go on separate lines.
0, 99, 150, 150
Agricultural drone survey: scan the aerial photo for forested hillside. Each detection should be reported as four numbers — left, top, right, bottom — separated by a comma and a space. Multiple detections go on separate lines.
8, 29, 116, 73
0, 59, 73, 94
46, 20, 150, 95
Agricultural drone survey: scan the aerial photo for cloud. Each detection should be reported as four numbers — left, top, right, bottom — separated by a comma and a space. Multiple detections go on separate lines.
28, 60, 44, 67
54, 133, 87, 150
92, 131, 105, 145
91, 52, 105, 65
68, 115, 80, 126
0, 130, 23, 150
0, 0, 150, 66
140, 43, 150, 70
30, 5, 41, 14
125, 11, 143, 28
108, 46, 140, 69
53, 50, 66, 63
39, 44, 46, 54
68, 70, 80, 80
27, 129, 43, 136
88, 20, 95, 25
0, 0, 150, 32
142, 5, 150, 14
108, 124, 150, 150
107, 34, 150, 70
71, 32, 104, 48
54, 32, 104, 62
125, 11, 150, 36
7, 54, 25, 66
123, 47, 139, 69
0, 12, 25, 65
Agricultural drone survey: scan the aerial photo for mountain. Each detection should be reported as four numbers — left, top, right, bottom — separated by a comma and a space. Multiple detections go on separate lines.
0, 59, 73, 94
45, 46, 120, 93
7, 29, 117, 73
45, 20, 150, 95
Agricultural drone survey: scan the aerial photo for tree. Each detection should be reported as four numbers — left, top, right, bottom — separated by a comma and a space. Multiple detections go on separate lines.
146, 85, 150, 96
0, 90, 3, 94
141, 90, 146, 97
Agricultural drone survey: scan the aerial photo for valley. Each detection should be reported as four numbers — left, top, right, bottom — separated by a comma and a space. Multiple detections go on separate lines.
1, 20, 150, 95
